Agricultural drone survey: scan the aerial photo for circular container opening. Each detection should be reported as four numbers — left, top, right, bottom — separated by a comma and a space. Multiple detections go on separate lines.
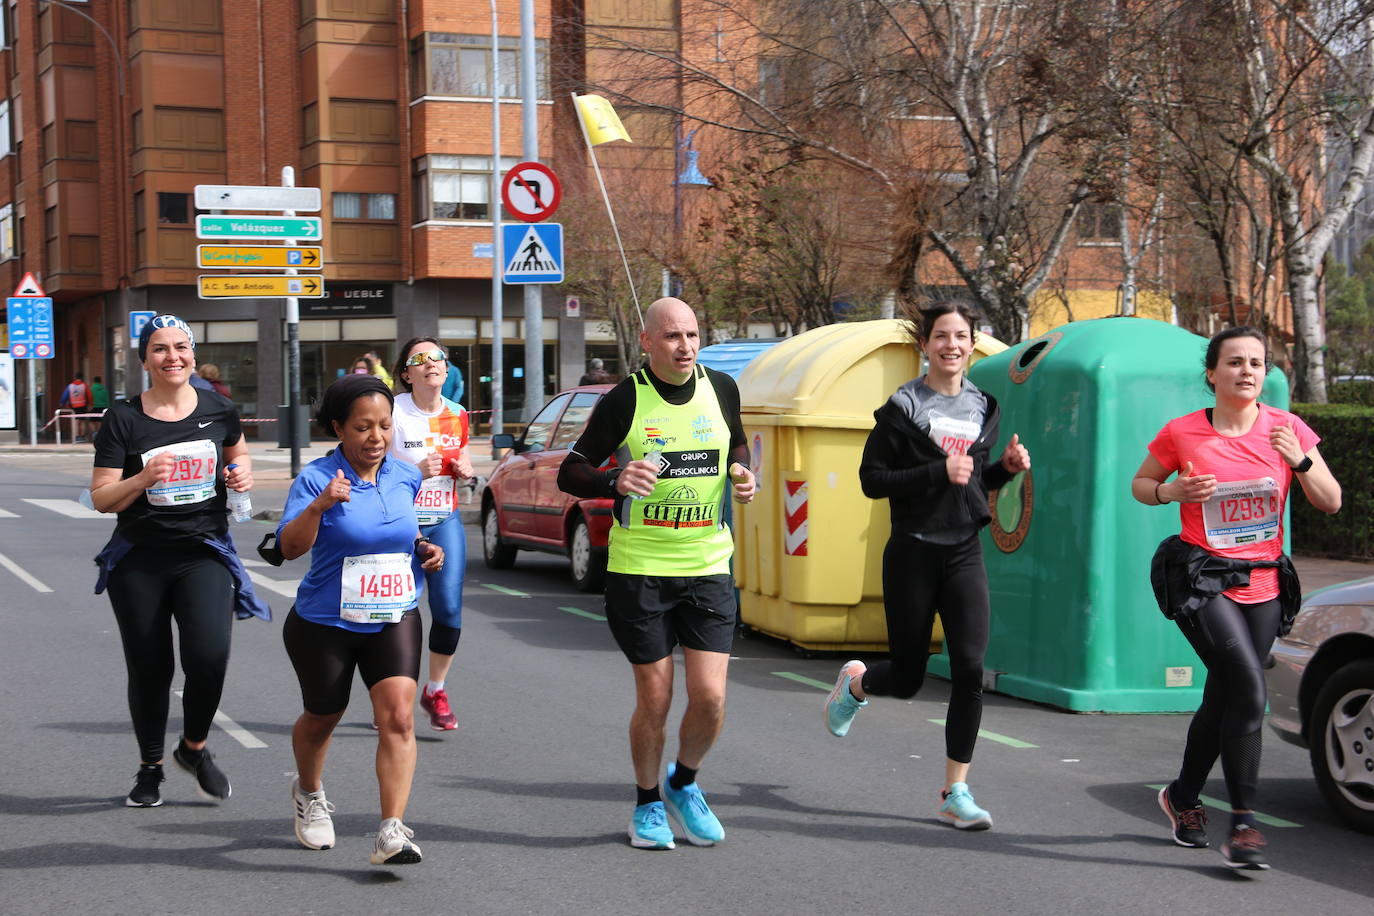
1007, 331, 1062, 384
1017, 341, 1049, 369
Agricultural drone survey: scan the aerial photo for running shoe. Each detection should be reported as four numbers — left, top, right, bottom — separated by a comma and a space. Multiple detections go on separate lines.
419, 686, 458, 731
628, 801, 676, 850
938, 782, 993, 830
370, 817, 422, 865
172, 741, 231, 802
824, 659, 868, 737
1157, 784, 1208, 848
126, 764, 164, 808
662, 763, 725, 846
1221, 824, 1270, 870
291, 776, 337, 851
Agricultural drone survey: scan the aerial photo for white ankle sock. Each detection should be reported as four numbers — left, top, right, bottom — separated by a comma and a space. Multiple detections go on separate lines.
425, 680, 444, 695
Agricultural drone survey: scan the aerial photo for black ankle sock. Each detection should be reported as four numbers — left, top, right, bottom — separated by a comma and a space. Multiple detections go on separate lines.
636, 785, 661, 807
176, 740, 203, 763
1231, 811, 1256, 831
669, 762, 698, 790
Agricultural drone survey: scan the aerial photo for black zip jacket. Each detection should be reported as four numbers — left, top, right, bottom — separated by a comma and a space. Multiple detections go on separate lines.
1149, 534, 1302, 637
858, 386, 1013, 538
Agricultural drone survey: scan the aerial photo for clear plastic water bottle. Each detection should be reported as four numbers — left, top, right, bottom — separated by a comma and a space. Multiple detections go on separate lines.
225, 463, 253, 522
629, 442, 664, 501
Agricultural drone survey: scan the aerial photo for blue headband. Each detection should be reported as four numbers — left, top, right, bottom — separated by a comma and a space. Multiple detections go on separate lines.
138, 314, 195, 361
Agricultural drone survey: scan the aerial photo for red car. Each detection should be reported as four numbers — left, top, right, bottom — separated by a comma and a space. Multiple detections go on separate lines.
481, 384, 615, 591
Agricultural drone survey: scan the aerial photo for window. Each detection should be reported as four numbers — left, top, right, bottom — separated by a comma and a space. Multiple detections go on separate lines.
520, 394, 571, 453
413, 155, 518, 221
410, 34, 548, 100
0, 204, 14, 260
1078, 202, 1123, 241
158, 192, 190, 225
0, 101, 10, 156
332, 192, 397, 220
551, 392, 601, 451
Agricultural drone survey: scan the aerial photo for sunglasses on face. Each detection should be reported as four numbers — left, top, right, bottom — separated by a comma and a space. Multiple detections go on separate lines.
405, 349, 447, 367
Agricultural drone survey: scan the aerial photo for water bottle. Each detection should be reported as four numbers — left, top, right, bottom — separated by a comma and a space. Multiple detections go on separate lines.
629, 442, 664, 501
225, 463, 253, 522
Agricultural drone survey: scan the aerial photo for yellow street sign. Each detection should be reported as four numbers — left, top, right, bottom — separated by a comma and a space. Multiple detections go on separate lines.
197, 275, 326, 299
197, 245, 323, 269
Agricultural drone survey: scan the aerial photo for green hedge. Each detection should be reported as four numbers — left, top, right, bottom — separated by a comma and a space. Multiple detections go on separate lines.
1290, 403, 1374, 559
1329, 380, 1374, 406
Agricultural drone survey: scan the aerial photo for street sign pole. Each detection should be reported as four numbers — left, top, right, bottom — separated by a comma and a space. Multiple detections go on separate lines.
520, 0, 543, 421
489, 0, 503, 435
283, 165, 303, 478
26, 359, 35, 447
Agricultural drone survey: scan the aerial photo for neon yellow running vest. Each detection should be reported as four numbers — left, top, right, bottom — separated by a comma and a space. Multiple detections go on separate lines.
608, 366, 734, 576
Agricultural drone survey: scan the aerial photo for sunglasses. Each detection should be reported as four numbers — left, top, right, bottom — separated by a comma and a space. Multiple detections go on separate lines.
405, 349, 447, 367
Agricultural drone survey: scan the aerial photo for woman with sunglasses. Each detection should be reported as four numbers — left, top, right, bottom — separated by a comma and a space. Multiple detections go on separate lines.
389, 339, 475, 731
90, 314, 268, 808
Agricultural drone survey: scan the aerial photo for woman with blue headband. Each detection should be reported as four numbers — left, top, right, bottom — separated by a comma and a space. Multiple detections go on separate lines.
89, 314, 267, 809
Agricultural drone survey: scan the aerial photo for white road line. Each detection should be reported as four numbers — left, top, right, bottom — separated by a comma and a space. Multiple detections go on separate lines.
245, 567, 298, 598
240, 557, 271, 568
0, 508, 20, 518
174, 690, 268, 749
0, 551, 53, 593
22, 498, 103, 519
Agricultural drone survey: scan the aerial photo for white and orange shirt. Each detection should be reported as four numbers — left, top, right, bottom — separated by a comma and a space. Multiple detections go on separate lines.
389, 392, 470, 526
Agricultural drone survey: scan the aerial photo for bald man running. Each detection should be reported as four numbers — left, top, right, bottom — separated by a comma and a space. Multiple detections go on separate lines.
558, 298, 756, 850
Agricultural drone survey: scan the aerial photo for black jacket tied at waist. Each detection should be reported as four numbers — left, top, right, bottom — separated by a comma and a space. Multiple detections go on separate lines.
1149, 534, 1302, 637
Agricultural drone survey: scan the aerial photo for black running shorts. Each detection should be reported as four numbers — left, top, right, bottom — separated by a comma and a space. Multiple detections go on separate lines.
282, 607, 422, 715
603, 572, 738, 664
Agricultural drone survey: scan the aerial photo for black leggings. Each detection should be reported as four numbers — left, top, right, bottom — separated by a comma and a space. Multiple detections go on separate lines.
282, 608, 422, 715
861, 534, 989, 764
1172, 594, 1282, 813
106, 543, 234, 763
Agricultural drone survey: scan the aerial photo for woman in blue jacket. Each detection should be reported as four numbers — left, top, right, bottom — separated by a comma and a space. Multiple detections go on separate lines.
822, 300, 1029, 830
277, 374, 444, 866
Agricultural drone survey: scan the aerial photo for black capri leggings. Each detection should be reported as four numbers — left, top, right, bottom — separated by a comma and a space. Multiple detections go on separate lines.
282, 608, 422, 715
861, 533, 989, 764
1172, 594, 1282, 813
105, 543, 234, 763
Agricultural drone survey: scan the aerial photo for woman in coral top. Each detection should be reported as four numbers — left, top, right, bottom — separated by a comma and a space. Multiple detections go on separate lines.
1131, 326, 1341, 870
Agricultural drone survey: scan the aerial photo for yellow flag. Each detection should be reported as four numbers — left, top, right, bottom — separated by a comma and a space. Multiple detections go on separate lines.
574, 94, 632, 146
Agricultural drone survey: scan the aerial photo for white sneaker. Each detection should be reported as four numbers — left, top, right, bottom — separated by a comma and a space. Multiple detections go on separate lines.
370, 817, 422, 866
291, 777, 336, 850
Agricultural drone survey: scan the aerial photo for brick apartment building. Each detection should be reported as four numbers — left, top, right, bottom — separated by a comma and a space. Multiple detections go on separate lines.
0, 0, 609, 437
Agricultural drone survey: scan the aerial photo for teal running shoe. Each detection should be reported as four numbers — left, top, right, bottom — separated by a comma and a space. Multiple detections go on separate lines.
938, 782, 992, 830
629, 801, 675, 850
662, 764, 725, 846
824, 660, 868, 737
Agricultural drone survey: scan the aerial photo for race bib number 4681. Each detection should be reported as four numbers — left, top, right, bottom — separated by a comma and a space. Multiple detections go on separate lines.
1202, 477, 1281, 548
142, 439, 218, 507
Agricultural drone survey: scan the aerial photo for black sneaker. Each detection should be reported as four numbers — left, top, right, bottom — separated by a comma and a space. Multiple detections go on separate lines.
173, 742, 232, 802
126, 764, 165, 807
1157, 784, 1208, 847
1221, 824, 1270, 870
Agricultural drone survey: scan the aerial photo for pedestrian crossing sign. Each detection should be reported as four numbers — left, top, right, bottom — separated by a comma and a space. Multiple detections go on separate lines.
501, 223, 564, 284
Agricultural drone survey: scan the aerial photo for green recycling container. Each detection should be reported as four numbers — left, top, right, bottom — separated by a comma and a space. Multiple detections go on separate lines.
927, 318, 1291, 712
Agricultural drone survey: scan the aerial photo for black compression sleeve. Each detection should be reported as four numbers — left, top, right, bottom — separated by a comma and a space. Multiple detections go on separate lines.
558, 380, 635, 498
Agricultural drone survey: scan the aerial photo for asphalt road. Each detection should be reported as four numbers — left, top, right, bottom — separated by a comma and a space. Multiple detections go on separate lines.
1, 451, 1371, 916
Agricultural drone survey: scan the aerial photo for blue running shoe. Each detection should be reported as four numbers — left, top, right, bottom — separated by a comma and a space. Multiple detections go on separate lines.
824, 660, 868, 737
662, 764, 725, 846
629, 801, 675, 850
938, 782, 992, 830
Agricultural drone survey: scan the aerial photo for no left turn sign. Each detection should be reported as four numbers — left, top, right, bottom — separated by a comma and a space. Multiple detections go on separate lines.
501, 162, 562, 223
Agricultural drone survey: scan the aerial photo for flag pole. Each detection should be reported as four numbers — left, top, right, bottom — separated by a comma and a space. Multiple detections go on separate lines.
571, 93, 643, 329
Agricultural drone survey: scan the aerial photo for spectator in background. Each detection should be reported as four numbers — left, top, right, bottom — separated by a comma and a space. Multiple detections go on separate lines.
59, 373, 93, 442
441, 359, 464, 406
350, 356, 376, 376
579, 357, 613, 386
365, 350, 395, 390
90, 375, 111, 429
199, 363, 232, 400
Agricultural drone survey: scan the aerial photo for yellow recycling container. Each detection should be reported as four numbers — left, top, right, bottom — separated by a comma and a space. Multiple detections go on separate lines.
733, 319, 1006, 651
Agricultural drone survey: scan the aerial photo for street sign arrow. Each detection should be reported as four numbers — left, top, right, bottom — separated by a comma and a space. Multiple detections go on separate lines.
197, 275, 328, 299
197, 245, 325, 270
197, 215, 324, 240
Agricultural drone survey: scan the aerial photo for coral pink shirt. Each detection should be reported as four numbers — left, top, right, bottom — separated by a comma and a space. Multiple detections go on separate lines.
1148, 405, 1318, 603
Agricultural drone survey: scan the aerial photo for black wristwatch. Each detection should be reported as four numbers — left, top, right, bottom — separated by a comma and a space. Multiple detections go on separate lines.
1292, 455, 1313, 474
605, 467, 624, 497
414, 535, 432, 552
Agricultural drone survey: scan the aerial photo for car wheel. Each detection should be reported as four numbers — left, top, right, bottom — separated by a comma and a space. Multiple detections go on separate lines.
1309, 658, 1374, 834
569, 515, 606, 593
482, 504, 517, 570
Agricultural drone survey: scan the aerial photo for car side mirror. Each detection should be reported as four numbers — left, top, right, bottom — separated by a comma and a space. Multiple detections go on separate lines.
491, 432, 516, 459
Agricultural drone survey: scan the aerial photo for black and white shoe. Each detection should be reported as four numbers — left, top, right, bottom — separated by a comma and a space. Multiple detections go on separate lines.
1158, 784, 1208, 848
173, 741, 231, 802
126, 764, 164, 808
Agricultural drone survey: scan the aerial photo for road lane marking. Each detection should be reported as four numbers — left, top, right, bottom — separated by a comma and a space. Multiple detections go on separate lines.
482, 583, 529, 597
175, 690, 267, 749
240, 557, 271, 568
0, 551, 53, 593
245, 568, 298, 598
772, 672, 833, 691
929, 719, 1038, 748
23, 498, 103, 519
0, 508, 19, 518
1145, 785, 1301, 828
559, 605, 607, 621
